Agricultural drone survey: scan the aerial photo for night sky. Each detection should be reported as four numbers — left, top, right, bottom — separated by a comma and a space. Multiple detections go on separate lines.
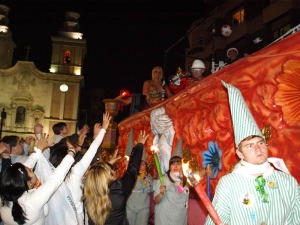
3, 0, 217, 98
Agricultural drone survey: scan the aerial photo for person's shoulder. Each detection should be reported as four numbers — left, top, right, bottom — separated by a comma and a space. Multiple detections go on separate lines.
273, 170, 298, 182
109, 179, 122, 191
217, 172, 241, 183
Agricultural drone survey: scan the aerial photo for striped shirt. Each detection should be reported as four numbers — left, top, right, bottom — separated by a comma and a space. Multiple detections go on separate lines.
205, 170, 300, 225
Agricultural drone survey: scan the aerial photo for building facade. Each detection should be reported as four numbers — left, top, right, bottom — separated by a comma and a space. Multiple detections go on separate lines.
186, 0, 300, 73
0, 5, 86, 139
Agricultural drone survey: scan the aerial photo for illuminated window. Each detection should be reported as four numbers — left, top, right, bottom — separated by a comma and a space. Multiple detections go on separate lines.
64, 50, 71, 64
232, 8, 245, 26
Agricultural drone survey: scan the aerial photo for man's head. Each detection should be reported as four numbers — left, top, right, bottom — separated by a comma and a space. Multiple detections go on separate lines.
52, 122, 68, 135
1, 135, 24, 155
191, 59, 205, 79
237, 135, 268, 165
222, 81, 267, 165
227, 48, 238, 62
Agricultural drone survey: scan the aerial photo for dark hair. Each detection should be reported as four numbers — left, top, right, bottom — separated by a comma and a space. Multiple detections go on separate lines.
49, 137, 82, 168
138, 160, 149, 175
1, 135, 19, 152
167, 156, 187, 186
168, 156, 181, 167
52, 122, 67, 135
0, 163, 30, 224
49, 143, 68, 168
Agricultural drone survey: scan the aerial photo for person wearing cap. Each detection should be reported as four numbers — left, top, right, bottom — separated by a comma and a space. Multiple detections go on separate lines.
124, 128, 153, 225
189, 59, 206, 86
126, 154, 153, 225
205, 81, 300, 225
153, 138, 189, 225
167, 61, 205, 95
226, 47, 239, 64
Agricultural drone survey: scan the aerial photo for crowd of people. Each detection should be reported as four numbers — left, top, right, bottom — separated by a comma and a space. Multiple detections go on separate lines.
142, 48, 239, 108
0, 112, 207, 225
142, 59, 206, 108
0, 54, 299, 225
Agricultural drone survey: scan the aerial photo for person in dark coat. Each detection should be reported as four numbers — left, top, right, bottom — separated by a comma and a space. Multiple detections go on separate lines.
83, 130, 149, 225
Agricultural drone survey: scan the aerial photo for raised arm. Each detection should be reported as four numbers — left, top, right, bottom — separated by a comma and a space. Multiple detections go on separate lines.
74, 112, 112, 177
23, 134, 50, 168
120, 130, 149, 194
143, 80, 150, 105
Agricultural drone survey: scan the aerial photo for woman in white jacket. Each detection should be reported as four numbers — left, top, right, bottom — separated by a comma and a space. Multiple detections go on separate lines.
45, 112, 113, 225
0, 136, 77, 225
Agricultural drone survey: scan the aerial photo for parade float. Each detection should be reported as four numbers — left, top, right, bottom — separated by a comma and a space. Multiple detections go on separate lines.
116, 28, 300, 212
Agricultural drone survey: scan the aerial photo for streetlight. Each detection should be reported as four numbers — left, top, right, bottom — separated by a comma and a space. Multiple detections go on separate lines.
59, 84, 69, 119
60, 83, 69, 92
0, 108, 7, 139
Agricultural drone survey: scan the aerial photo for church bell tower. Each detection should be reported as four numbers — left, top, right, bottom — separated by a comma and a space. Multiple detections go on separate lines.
0, 4, 16, 69
49, 11, 86, 76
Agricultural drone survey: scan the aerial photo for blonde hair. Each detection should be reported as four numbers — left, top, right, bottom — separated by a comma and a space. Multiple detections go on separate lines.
82, 162, 114, 225
151, 66, 163, 81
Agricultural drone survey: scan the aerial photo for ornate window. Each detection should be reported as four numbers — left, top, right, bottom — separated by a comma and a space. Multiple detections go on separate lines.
15, 106, 26, 124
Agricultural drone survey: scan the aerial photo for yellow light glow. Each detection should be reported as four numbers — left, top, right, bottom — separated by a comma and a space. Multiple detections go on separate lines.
194, 173, 201, 182
74, 67, 81, 75
0, 25, 8, 33
182, 161, 190, 177
150, 145, 159, 153
49, 65, 58, 73
60, 84, 69, 92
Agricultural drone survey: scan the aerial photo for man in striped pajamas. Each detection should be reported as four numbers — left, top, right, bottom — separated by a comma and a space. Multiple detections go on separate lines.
205, 81, 300, 225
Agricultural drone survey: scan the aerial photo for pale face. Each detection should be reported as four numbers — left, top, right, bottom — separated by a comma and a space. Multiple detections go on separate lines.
170, 161, 182, 173
228, 50, 238, 61
61, 126, 68, 135
152, 69, 162, 81
191, 68, 204, 79
25, 166, 38, 189
139, 160, 146, 173
237, 137, 268, 165
11, 140, 24, 155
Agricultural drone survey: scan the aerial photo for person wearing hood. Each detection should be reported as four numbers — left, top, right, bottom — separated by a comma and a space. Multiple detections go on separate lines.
205, 81, 300, 225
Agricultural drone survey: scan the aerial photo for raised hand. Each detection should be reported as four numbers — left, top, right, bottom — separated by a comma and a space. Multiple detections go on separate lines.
79, 124, 90, 136
37, 134, 50, 151
93, 123, 102, 139
102, 112, 112, 130
137, 130, 150, 145
34, 123, 43, 140
25, 136, 35, 145
108, 148, 122, 165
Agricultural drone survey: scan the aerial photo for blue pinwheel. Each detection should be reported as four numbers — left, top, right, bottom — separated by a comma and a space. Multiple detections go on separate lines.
202, 141, 222, 179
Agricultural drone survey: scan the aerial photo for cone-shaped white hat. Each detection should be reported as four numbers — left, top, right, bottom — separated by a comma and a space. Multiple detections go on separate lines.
222, 81, 264, 147
125, 127, 134, 156
142, 147, 147, 162
172, 137, 183, 158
